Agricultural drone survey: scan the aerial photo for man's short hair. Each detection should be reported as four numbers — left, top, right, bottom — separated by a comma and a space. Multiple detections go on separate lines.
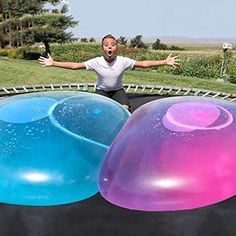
102, 34, 117, 43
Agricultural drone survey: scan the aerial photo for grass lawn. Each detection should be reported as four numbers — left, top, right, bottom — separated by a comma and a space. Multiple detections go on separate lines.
1, 57, 236, 94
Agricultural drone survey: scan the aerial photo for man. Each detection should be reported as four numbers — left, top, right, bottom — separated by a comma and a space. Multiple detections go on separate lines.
39, 34, 180, 109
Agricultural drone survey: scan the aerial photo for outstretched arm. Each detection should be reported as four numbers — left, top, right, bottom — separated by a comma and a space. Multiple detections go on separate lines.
134, 53, 180, 68
38, 54, 86, 70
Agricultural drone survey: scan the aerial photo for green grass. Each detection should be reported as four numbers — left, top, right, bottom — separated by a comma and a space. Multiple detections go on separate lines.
0, 57, 97, 85
1, 57, 236, 94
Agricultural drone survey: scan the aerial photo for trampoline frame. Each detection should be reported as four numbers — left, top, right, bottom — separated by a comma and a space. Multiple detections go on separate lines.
0, 83, 236, 102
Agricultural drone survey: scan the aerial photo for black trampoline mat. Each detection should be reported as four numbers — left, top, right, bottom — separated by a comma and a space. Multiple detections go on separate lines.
0, 94, 235, 236
1, 193, 236, 236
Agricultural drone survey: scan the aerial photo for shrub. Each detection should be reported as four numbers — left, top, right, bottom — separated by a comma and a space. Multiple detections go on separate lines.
173, 55, 222, 79
7, 49, 18, 58
0, 48, 9, 57
51, 43, 102, 62
0, 48, 20, 58
16, 46, 43, 60
227, 61, 236, 84
169, 45, 185, 51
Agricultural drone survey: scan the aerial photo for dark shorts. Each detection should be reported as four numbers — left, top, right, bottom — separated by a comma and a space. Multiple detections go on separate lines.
96, 88, 130, 107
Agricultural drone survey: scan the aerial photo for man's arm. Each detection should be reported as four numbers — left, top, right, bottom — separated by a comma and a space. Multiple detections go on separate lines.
38, 54, 86, 70
134, 53, 180, 68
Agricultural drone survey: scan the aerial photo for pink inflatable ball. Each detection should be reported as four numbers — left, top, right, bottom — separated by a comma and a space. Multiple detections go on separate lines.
99, 96, 236, 211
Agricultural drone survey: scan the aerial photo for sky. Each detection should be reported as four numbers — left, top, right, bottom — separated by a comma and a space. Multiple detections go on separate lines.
63, 0, 236, 41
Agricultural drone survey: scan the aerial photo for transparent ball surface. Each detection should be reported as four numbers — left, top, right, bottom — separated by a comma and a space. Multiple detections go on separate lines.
99, 96, 236, 211
0, 91, 130, 206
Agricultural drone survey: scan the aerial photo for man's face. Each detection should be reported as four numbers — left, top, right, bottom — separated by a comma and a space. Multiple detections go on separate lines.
102, 37, 117, 61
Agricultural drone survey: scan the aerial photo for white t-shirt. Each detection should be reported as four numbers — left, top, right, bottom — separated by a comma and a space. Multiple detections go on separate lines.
84, 56, 136, 91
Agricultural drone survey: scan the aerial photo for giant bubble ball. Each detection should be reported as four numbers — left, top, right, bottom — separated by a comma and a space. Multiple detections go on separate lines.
0, 91, 130, 206
99, 96, 236, 211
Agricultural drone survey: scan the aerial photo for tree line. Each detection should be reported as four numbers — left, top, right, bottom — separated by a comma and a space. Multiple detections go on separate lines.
80, 35, 184, 51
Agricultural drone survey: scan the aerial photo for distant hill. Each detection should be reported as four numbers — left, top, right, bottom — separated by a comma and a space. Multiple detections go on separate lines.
142, 36, 236, 44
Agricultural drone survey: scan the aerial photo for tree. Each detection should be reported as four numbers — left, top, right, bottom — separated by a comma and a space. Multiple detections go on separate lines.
81, 37, 88, 42
117, 36, 127, 47
0, 0, 3, 48
24, 12, 77, 53
89, 37, 96, 42
130, 35, 148, 49
0, 0, 44, 47
152, 38, 168, 50
0, 0, 78, 52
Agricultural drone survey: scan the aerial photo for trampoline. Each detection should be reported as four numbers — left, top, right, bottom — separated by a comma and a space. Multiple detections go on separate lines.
0, 83, 236, 236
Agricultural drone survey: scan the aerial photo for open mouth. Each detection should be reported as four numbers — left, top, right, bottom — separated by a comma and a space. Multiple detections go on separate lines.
108, 50, 112, 56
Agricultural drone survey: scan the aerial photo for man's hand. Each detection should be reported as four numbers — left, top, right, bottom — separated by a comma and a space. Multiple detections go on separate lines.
165, 53, 180, 68
38, 54, 54, 67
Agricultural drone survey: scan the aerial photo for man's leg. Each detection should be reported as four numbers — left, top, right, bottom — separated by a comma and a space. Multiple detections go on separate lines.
95, 89, 110, 98
112, 89, 130, 110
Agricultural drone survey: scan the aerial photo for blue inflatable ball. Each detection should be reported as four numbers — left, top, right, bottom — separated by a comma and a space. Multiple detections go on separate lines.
0, 91, 130, 206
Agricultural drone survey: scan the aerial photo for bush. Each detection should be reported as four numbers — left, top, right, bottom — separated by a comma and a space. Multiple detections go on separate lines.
51, 43, 102, 62
173, 55, 222, 79
15, 46, 44, 60
169, 45, 185, 51
0, 48, 9, 57
7, 49, 18, 58
227, 62, 236, 84
0, 48, 20, 58
23, 51, 42, 60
